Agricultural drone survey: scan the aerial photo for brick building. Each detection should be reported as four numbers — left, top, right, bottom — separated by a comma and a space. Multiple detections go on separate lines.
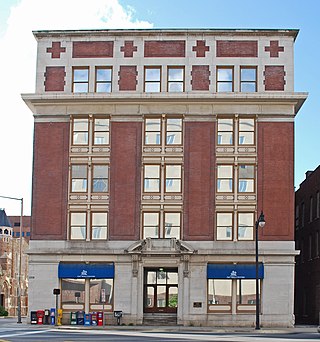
295, 166, 320, 324
22, 28, 307, 327
0, 210, 29, 316
8, 216, 31, 241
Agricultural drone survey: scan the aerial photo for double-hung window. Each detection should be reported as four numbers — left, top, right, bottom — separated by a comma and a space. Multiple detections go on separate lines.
237, 213, 254, 240
144, 118, 161, 145
238, 165, 255, 193
91, 212, 108, 240
145, 67, 161, 92
238, 118, 254, 145
166, 118, 182, 145
144, 165, 161, 192
164, 212, 180, 239
216, 213, 233, 240
240, 67, 257, 92
217, 118, 233, 145
92, 165, 109, 193
165, 165, 182, 193
93, 118, 110, 145
217, 165, 233, 193
70, 212, 86, 240
95, 67, 112, 93
168, 67, 184, 92
70, 212, 108, 240
143, 212, 181, 239
72, 118, 89, 145
217, 67, 234, 92
216, 212, 254, 241
143, 212, 160, 239
71, 165, 87, 192
144, 117, 183, 146
143, 164, 182, 194
73, 67, 89, 93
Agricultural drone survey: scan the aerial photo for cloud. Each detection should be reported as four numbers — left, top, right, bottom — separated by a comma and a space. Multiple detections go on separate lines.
0, 0, 153, 215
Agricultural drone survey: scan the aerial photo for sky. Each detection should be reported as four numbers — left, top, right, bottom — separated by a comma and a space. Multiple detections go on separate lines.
0, 0, 319, 215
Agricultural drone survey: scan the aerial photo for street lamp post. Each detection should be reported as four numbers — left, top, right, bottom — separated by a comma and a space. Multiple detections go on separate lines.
255, 211, 265, 330
0, 195, 23, 324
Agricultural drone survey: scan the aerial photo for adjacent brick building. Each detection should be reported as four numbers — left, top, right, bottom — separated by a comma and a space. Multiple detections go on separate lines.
0, 210, 29, 316
295, 166, 320, 324
22, 28, 307, 327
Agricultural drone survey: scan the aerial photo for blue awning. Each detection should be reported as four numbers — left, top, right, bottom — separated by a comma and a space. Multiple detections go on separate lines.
58, 263, 114, 279
207, 263, 264, 279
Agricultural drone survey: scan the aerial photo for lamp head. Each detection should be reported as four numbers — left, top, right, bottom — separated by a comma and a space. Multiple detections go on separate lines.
258, 211, 265, 228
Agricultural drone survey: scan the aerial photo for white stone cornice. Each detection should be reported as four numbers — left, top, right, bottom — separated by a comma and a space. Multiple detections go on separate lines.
22, 92, 308, 118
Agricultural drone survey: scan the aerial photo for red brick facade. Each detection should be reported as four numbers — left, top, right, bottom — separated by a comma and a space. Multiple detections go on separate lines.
109, 122, 142, 240
183, 122, 215, 240
32, 122, 69, 239
72, 41, 114, 58
144, 40, 186, 57
191, 65, 210, 90
118, 66, 137, 91
216, 40, 258, 57
44, 66, 65, 91
120, 41, 138, 57
264, 66, 286, 91
257, 122, 294, 240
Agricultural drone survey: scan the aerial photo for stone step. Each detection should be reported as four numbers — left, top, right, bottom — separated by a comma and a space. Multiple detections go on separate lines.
143, 313, 178, 326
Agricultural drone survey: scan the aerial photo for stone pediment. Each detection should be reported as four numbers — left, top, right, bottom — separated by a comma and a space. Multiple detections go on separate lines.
125, 238, 197, 255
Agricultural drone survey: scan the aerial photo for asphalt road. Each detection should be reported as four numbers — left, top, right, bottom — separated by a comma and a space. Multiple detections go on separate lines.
0, 318, 318, 342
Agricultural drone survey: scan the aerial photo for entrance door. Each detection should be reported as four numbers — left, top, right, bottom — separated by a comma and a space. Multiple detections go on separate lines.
144, 268, 178, 313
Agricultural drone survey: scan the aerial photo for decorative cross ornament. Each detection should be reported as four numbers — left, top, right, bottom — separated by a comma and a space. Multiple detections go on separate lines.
192, 40, 209, 57
265, 40, 284, 57
46, 42, 66, 59
120, 41, 137, 57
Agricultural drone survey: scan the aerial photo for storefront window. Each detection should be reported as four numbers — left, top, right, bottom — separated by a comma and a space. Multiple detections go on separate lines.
61, 279, 85, 304
208, 279, 232, 305
89, 279, 113, 304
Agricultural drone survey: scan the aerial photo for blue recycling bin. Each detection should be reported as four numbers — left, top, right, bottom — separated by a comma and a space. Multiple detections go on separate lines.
50, 308, 56, 325
84, 313, 91, 325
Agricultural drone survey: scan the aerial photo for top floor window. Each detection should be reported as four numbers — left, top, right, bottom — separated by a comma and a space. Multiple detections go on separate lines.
217, 67, 234, 92
240, 67, 257, 92
95, 67, 112, 92
145, 67, 161, 92
317, 191, 320, 219
168, 67, 184, 92
73, 67, 89, 93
